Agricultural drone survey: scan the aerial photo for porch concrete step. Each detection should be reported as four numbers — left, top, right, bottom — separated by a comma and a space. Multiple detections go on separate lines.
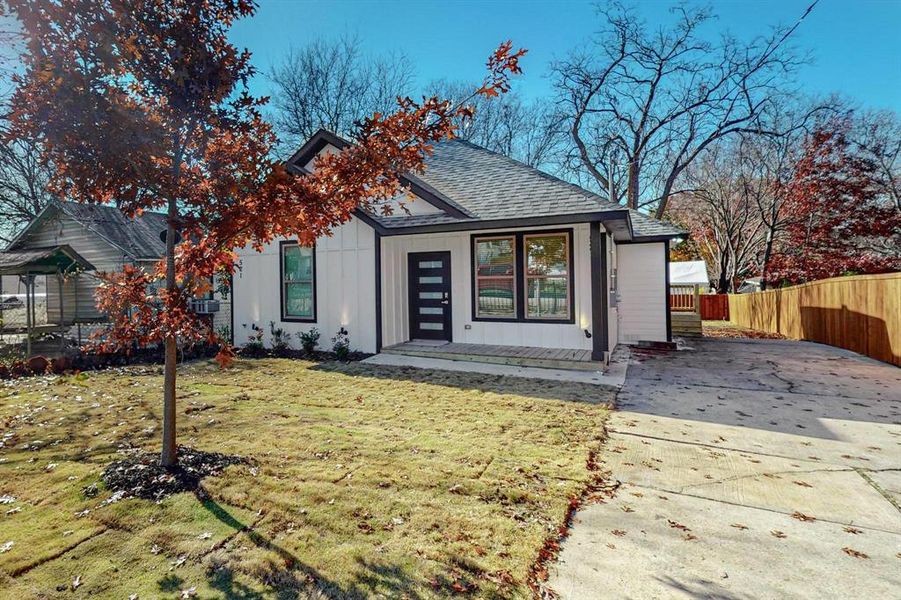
381, 345, 605, 372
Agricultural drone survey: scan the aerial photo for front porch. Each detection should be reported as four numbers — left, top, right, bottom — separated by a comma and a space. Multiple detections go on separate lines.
382, 339, 604, 371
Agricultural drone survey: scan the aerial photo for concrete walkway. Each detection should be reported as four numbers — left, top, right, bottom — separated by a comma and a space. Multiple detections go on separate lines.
548, 338, 901, 599
362, 350, 627, 388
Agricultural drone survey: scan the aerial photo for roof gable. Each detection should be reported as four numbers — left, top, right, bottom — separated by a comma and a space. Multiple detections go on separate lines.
286, 130, 685, 241
287, 129, 473, 220
8, 201, 168, 259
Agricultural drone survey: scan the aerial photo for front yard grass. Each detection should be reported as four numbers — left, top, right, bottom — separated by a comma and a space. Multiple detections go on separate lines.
0, 358, 611, 598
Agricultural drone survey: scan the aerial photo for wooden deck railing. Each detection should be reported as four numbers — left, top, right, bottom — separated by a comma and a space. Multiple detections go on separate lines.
669, 284, 700, 313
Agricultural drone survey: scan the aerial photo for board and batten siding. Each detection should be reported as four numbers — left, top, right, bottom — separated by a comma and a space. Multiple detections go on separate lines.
232, 216, 377, 353
17, 211, 131, 323
381, 223, 596, 351
616, 242, 667, 343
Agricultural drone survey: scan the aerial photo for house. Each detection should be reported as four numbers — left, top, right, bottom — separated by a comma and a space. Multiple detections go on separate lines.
669, 260, 710, 293
232, 130, 683, 365
1, 201, 231, 338
737, 277, 763, 294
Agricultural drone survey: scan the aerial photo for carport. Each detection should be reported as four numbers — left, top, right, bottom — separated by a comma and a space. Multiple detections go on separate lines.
0, 245, 94, 355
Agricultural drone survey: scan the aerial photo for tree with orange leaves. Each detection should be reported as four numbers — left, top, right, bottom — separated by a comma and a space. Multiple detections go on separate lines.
4, 0, 525, 467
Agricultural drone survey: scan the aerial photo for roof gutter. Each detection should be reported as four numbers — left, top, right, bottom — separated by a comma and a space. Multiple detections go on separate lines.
377, 210, 635, 240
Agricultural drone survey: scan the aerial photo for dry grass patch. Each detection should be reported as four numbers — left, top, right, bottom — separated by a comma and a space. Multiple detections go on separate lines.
0, 358, 611, 598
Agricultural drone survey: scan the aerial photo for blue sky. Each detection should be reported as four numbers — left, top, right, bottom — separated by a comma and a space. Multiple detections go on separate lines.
230, 0, 901, 113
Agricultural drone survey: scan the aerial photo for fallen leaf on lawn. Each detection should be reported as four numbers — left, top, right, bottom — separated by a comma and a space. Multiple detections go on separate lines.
683, 533, 698, 541
0, 541, 13, 553
611, 529, 627, 537
606, 543, 616, 549
843, 526, 863, 535
668, 520, 691, 532
842, 547, 869, 559
792, 480, 813, 488
197, 532, 212, 540
620, 505, 634, 513
791, 511, 816, 522
731, 523, 749, 530
0, 496, 15, 504
180, 587, 197, 598
72, 575, 81, 590
770, 530, 787, 538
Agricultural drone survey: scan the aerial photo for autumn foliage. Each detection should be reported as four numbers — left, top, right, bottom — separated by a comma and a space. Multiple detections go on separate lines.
4, 0, 525, 364
4, 0, 524, 466
767, 125, 901, 285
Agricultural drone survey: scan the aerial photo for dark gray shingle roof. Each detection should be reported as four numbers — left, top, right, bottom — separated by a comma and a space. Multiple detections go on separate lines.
369, 138, 683, 239
57, 201, 168, 259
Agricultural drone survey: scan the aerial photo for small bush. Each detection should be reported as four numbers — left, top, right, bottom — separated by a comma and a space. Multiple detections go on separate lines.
332, 327, 350, 361
298, 328, 320, 354
242, 323, 265, 356
269, 321, 292, 354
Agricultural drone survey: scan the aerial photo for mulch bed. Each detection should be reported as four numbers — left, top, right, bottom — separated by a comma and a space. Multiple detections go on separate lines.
101, 446, 250, 502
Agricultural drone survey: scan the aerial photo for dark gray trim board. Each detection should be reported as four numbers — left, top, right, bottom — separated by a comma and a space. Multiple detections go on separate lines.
374, 231, 382, 352
278, 240, 318, 323
589, 222, 608, 361
619, 234, 683, 244
381, 210, 634, 239
470, 228, 576, 325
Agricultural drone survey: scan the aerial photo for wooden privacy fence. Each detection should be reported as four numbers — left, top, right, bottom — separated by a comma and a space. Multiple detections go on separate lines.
700, 294, 730, 320
728, 272, 901, 366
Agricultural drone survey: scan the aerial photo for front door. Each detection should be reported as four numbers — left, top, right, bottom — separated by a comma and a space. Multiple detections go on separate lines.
408, 251, 452, 341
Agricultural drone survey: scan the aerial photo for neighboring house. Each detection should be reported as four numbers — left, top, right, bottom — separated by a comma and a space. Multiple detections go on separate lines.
1, 201, 231, 336
669, 260, 710, 292
232, 130, 683, 362
737, 277, 763, 294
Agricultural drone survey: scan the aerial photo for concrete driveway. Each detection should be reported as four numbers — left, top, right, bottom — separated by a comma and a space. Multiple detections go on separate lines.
548, 338, 901, 599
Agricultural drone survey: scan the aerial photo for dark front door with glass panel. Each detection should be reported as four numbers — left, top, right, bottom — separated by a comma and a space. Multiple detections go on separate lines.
408, 252, 452, 341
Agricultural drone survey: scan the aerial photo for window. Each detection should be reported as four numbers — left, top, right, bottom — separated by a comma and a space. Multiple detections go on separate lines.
474, 236, 516, 318
524, 233, 570, 320
471, 230, 573, 323
281, 242, 316, 321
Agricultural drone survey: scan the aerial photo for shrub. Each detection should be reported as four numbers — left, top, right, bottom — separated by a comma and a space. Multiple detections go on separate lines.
268, 321, 292, 354
243, 323, 265, 356
298, 328, 320, 354
332, 327, 350, 361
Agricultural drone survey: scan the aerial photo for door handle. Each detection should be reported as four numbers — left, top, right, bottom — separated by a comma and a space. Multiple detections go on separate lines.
441, 300, 449, 305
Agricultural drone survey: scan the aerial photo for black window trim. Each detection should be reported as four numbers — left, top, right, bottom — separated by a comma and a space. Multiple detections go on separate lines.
279, 240, 317, 323
470, 228, 575, 324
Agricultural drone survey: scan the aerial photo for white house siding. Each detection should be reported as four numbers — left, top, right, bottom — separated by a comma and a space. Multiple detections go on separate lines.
303, 142, 440, 217
380, 223, 596, 351
232, 216, 377, 353
616, 242, 668, 343
17, 211, 130, 323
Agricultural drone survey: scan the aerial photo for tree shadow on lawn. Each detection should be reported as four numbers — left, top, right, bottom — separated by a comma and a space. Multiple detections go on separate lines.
311, 361, 614, 406
193, 496, 429, 600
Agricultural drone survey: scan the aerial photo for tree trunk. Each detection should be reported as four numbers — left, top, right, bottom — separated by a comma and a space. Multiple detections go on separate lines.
161, 336, 177, 466
627, 160, 640, 209
716, 251, 731, 294
760, 229, 775, 291
160, 196, 179, 468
